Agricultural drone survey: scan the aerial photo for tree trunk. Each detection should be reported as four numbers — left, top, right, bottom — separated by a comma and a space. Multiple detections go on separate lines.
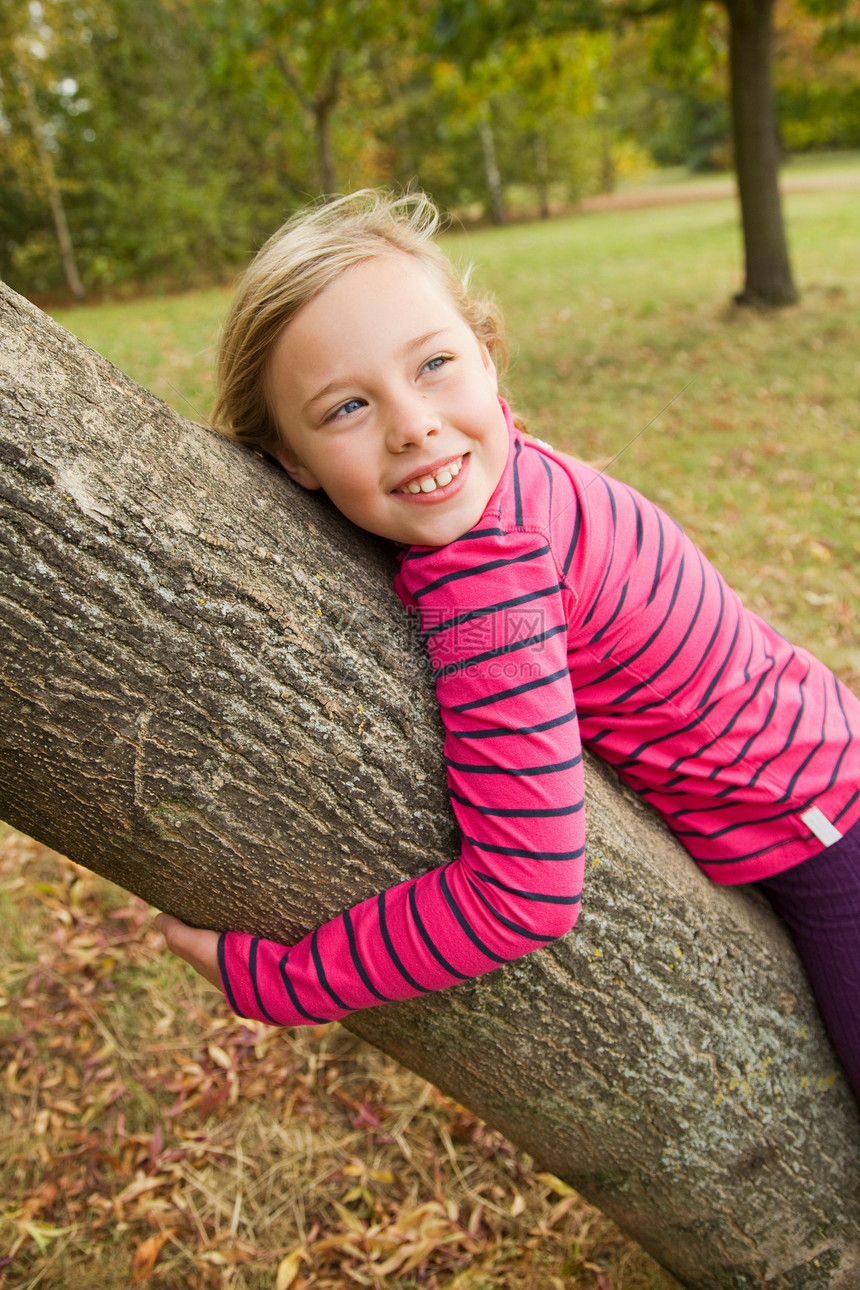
479, 110, 506, 226
314, 100, 338, 198
534, 131, 551, 219
600, 120, 616, 194
725, 0, 798, 306
1, 283, 860, 1290
275, 48, 340, 198
14, 62, 87, 303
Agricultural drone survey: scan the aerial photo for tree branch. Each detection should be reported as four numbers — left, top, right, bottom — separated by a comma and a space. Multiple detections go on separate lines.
1, 284, 859, 1289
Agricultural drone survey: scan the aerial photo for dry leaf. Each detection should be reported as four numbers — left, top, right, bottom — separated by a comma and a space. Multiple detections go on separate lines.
208, 1043, 232, 1070
535, 1172, 575, 1198
115, 1172, 167, 1207
0, 825, 666, 1289
510, 1190, 526, 1217
132, 1229, 174, 1281
275, 1247, 306, 1289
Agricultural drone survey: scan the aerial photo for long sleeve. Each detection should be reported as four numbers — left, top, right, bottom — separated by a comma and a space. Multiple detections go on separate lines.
217, 528, 584, 1027
215, 397, 860, 1026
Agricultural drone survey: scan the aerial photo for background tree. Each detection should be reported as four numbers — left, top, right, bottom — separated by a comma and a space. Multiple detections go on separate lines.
0, 0, 95, 298
722, 0, 796, 303
609, 5, 732, 172
503, 30, 618, 213
199, 0, 421, 198
1, 0, 857, 298
0, 0, 283, 294
436, 0, 856, 306
431, 31, 613, 225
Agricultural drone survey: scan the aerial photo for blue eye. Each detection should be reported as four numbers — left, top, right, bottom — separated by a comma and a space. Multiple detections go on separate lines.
328, 398, 366, 422
423, 354, 452, 373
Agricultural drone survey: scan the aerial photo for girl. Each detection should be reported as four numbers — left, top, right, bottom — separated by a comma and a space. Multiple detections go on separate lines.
155, 190, 860, 1100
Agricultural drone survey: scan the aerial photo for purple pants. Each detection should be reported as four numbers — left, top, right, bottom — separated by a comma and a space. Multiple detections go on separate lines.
755, 816, 860, 1103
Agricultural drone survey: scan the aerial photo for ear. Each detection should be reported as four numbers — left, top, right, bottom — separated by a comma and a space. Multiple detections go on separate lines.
271, 445, 322, 491
480, 342, 499, 392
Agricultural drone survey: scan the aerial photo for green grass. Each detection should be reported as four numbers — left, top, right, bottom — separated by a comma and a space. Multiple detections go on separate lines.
449, 185, 860, 686
52, 172, 860, 689
52, 285, 229, 426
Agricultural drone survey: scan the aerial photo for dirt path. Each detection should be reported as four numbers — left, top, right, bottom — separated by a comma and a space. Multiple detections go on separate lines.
577, 168, 860, 212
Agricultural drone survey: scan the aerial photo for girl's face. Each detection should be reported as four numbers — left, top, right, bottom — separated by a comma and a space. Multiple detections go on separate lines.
266, 254, 510, 547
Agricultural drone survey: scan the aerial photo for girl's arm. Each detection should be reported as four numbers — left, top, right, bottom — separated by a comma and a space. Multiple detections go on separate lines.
159, 531, 583, 1024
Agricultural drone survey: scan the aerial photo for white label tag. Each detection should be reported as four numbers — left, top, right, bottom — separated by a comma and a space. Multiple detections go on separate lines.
800, 806, 843, 847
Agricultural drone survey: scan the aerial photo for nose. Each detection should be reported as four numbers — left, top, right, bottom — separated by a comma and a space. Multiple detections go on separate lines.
384, 388, 441, 452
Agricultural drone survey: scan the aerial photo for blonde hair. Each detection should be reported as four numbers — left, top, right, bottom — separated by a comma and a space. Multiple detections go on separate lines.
213, 189, 508, 452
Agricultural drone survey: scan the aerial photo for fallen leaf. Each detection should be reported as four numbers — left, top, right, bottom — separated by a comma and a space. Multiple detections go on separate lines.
275, 1247, 307, 1289
535, 1172, 575, 1198
132, 1229, 174, 1281
510, 1191, 526, 1217
149, 1123, 164, 1165
18, 1222, 76, 1256
208, 1043, 232, 1070
114, 1172, 167, 1207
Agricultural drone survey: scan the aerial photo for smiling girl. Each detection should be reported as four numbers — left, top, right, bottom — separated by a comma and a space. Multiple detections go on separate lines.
156, 190, 860, 1100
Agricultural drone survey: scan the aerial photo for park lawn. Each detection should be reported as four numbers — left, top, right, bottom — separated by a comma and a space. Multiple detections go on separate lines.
447, 183, 859, 691
2, 171, 855, 1289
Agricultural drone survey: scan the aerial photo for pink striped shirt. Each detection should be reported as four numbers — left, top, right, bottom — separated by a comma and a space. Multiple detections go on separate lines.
218, 404, 860, 1026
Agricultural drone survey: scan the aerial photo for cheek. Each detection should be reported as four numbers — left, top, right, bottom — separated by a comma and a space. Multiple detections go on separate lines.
323, 451, 378, 499
486, 414, 510, 480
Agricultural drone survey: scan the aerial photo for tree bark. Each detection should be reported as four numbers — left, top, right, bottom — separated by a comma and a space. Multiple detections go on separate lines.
725, 0, 798, 306
1, 283, 859, 1290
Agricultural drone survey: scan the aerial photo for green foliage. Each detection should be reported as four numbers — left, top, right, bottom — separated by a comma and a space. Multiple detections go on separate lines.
424, 30, 614, 213
637, 90, 730, 168
774, 0, 860, 151
779, 82, 860, 149
1, 0, 315, 294
602, 3, 732, 171
1, 0, 858, 295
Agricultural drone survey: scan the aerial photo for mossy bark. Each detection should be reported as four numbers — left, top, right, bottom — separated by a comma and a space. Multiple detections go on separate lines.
1, 283, 858, 1289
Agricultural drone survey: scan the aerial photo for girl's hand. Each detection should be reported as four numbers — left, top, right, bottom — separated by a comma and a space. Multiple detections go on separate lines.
154, 913, 222, 991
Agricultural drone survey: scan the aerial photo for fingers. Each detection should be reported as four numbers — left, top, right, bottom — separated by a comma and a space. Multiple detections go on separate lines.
153, 913, 223, 991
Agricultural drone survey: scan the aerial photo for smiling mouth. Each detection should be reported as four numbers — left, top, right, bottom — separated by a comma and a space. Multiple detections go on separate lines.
393, 456, 464, 495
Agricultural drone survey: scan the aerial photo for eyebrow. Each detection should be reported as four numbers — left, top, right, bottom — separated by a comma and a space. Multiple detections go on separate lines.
302, 329, 449, 413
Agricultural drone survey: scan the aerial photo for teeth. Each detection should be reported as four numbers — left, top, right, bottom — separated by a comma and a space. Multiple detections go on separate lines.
398, 456, 463, 495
